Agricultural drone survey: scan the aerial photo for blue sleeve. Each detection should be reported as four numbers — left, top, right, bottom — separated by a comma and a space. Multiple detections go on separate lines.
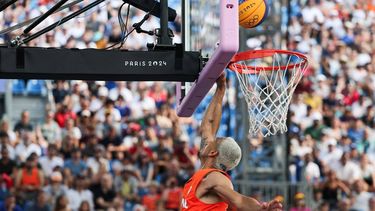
81, 161, 88, 170
64, 160, 70, 168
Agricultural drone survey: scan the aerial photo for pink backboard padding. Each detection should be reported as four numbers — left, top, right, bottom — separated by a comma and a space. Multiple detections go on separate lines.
176, 0, 239, 117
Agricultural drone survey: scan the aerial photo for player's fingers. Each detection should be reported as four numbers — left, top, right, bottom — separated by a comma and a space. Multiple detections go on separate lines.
270, 207, 283, 211
260, 202, 268, 209
270, 202, 283, 209
269, 199, 282, 206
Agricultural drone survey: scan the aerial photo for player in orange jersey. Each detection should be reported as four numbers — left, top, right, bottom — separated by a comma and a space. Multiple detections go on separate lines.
181, 73, 283, 211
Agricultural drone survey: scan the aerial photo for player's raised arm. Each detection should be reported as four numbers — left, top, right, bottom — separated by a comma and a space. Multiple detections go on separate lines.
202, 171, 283, 211
200, 73, 226, 144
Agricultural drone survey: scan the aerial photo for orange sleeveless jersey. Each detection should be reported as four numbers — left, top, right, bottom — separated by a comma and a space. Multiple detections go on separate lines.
181, 168, 230, 211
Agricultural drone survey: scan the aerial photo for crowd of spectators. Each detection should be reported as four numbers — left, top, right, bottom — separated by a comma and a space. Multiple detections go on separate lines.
0, 77, 218, 211
286, 0, 375, 210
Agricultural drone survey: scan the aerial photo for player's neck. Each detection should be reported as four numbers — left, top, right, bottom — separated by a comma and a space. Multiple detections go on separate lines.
200, 158, 216, 169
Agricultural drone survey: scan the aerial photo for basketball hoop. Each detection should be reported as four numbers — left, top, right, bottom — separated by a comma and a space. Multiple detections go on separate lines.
228, 49, 308, 137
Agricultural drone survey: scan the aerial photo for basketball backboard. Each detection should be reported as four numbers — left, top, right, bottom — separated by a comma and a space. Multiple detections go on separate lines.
175, 0, 239, 117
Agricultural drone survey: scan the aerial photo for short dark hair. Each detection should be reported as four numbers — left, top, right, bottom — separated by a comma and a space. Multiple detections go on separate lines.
48, 144, 57, 150
71, 148, 81, 154
1, 146, 8, 153
0, 132, 8, 139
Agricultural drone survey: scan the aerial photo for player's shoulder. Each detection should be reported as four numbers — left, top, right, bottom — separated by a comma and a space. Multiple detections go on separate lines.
202, 170, 233, 189
205, 170, 230, 180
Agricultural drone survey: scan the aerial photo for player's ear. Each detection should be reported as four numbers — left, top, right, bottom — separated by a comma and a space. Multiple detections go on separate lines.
208, 150, 218, 157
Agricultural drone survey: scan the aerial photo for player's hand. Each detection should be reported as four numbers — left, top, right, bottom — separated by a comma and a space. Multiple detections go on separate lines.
216, 72, 226, 89
260, 199, 283, 211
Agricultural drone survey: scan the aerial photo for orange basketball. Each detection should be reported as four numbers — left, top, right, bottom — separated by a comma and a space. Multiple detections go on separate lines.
239, 0, 269, 28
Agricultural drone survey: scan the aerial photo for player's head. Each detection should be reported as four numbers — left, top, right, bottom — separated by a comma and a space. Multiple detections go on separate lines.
200, 137, 242, 171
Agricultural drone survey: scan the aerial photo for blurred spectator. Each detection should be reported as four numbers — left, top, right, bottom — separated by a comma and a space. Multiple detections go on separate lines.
148, 82, 168, 108
304, 118, 325, 141
318, 170, 350, 209
76, 96, 92, 120
348, 119, 366, 144
43, 171, 68, 208
290, 95, 308, 125
0, 132, 16, 160
14, 110, 33, 133
52, 81, 69, 104
0, 146, 16, 176
38, 111, 62, 146
0, 174, 12, 202
67, 175, 94, 211
119, 166, 139, 210
78, 201, 90, 211
39, 144, 64, 176
0, 120, 16, 144
330, 152, 361, 184
108, 82, 133, 103
136, 88, 156, 118
316, 201, 330, 211
90, 87, 107, 112
160, 177, 182, 211
15, 131, 42, 162
55, 105, 77, 128
60, 134, 78, 159
310, 190, 323, 211
302, 153, 320, 184
141, 182, 160, 211
319, 135, 342, 165
289, 192, 311, 211
81, 135, 99, 158
129, 133, 153, 160
135, 152, 154, 189
173, 136, 196, 170
86, 145, 109, 180
24, 190, 52, 211
95, 99, 121, 123
115, 95, 131, 119
0, 193, 22, 211
61, 118, 81, 147
15, 154, 44, 203
90, 173, 121, 210
63, 149, 87, 177
359, 154, 375, 191
350, 179, 373, 211
337, 198, 351, 211
101, 126, 122, 149
53, 194, 71, 211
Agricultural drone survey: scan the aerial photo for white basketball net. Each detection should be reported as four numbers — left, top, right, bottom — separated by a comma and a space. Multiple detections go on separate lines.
230, 50, 308, 137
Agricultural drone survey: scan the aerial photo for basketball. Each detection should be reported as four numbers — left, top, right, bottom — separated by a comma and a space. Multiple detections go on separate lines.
239, 0, 268, 28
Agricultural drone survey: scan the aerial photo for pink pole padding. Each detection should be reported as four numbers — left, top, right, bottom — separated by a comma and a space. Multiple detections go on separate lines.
176, 0, 239, 117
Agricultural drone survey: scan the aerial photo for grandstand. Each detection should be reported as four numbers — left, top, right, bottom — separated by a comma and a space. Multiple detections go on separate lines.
0, 0, 375, 210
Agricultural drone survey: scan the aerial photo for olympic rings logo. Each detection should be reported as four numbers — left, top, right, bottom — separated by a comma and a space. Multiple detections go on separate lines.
247, 15, 259, 26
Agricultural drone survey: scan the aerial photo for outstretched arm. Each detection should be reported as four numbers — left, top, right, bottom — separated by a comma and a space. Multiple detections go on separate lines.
200, 73, 226, 145
201, 171, 283, 211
